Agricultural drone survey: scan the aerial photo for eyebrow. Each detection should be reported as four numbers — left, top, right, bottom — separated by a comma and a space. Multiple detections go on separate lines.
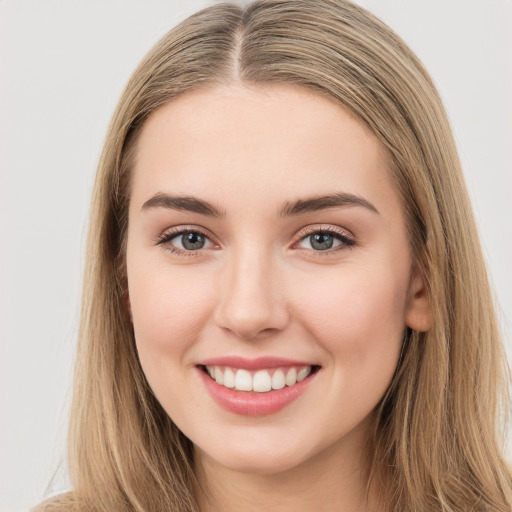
141, 191, 379, 217
142, 193, 226, 217
279, 192, 379, 216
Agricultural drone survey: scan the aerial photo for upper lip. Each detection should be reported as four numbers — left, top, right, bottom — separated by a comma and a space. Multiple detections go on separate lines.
199, 356, 318, 371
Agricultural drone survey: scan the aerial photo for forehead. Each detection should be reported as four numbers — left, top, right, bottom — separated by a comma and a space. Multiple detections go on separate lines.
130, 84, 399, 218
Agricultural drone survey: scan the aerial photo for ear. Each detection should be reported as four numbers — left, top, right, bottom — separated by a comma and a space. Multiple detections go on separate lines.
405, 268, 433, 332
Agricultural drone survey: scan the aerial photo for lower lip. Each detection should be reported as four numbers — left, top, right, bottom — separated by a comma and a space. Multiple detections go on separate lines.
197, 368, 316, 416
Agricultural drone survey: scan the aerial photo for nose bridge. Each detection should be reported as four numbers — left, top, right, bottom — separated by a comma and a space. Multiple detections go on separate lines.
214, 242, 289, 340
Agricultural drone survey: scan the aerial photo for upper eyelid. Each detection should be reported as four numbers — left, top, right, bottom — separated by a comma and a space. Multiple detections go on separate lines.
157, 225, 216, 242
157, 224, 353, 239
295, 225, 353, 238
293, 225, 356, 245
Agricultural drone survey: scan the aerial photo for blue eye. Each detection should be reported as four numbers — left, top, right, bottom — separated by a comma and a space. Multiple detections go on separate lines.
309, 233, 336, 250
179, 232, 207, 250
297, 229, 355, 252
158, 229, 215, 253
156, 226, 355, 256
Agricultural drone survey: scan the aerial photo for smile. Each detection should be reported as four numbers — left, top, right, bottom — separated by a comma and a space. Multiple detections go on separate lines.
197, 358, 320, 416
203, 365, 313, 392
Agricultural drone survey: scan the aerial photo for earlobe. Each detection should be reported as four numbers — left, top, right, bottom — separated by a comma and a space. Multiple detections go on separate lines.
405, 270, 433, 332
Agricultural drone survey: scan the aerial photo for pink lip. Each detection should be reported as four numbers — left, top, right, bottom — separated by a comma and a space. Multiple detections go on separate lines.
196, 364, 317, 416
200, 356, 313, 371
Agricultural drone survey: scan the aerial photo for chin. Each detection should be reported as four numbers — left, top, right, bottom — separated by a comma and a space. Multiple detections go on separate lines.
210, 451, 305, 476
195, 429, 318, 476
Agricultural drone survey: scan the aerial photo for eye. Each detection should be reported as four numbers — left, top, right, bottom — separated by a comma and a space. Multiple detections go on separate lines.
157, 228, 216, 254
296, 227, 355, 252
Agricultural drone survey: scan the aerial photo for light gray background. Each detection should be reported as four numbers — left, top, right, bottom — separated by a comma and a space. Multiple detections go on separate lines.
1, 1, 511, 511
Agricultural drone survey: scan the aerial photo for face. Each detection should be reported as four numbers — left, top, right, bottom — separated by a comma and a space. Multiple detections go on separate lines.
126, 84, 430, 476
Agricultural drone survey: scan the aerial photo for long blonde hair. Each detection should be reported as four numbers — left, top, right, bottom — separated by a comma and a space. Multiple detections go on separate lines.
36, 1, 511, 510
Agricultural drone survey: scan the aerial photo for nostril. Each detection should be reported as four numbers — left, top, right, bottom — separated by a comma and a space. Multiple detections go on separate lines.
213, 267, 290, 339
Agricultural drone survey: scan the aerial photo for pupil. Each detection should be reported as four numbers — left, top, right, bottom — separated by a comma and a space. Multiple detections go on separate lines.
311, 233, 333, 251
182, 232, 205, 250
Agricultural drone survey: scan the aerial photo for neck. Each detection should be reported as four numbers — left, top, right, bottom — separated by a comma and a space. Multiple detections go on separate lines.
193, 417, 386, 512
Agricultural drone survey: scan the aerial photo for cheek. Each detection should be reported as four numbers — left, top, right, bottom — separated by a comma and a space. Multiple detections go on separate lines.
128, 261, 216, 363
294, 264, 407, 370
127, 262, 218, 418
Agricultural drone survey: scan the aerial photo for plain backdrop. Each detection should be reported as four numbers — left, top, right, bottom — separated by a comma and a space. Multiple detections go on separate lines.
1, 1, 511, 511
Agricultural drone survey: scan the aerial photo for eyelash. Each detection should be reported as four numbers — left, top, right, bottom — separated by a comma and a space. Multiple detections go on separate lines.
156, 227, 214, 257
156, 225, 356, 257
295, 226, 356, 254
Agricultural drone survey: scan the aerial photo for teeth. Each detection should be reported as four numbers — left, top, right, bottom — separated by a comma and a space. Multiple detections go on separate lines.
205, 365, 314, 392
285, 367, 297, 386
223, 368, 235, 388
271, 369, 285, 390
253, 370, 272, 392
297, 366, 311, 382
234, 369, 252, 391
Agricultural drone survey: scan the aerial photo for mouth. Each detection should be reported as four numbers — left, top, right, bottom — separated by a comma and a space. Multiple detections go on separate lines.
199, 364, 320, 393
196, 359, 321, 416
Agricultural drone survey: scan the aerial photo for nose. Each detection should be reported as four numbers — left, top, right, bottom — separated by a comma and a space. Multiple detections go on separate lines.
213, 246, 290, 340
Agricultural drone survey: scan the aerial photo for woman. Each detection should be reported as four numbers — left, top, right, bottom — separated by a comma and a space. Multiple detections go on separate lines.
35, 0, 512, 510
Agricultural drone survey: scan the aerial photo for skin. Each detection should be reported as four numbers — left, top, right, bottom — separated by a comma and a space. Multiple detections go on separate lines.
126, 84, 431, 512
